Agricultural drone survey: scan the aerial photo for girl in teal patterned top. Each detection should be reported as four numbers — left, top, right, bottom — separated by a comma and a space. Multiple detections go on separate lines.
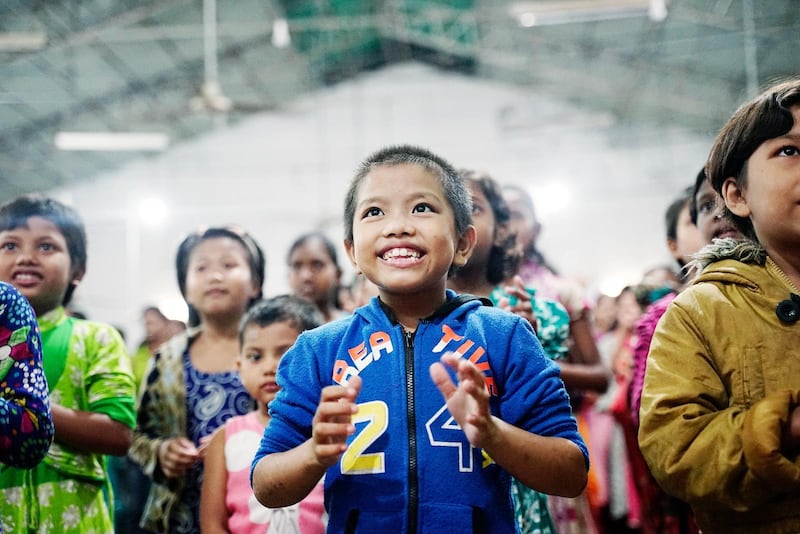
448, 170, 571, 534
0, 194, 137, 533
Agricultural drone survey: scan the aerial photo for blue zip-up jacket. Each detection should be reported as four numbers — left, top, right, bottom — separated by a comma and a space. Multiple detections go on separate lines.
252, 291, 588, 533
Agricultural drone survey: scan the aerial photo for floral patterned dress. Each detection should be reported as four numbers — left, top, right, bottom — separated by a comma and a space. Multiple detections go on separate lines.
0, 282, 53, 470
0, 306, 136, 534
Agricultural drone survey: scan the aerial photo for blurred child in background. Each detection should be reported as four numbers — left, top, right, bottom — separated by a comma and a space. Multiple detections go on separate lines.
130, 225, 265, 533
200, 295, 326, 533
287, 232, 347, 324
0, 193, 136, 533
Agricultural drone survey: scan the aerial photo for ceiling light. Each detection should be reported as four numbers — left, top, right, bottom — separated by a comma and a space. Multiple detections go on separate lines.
0, 32, 47, 51
271, 18, 291, 48
54, 132, 170, 151
509, 0, 668, 26
137, 197, 168, 225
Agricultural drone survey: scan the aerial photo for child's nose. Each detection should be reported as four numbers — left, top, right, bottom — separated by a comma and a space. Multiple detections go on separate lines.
14, 247, 37, 264
383, 215, 414, 237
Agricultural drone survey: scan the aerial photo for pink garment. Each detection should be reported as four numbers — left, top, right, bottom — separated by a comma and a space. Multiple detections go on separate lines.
225, 412, 326, 534
629, 292, 677, 429
518, 261, 591, 320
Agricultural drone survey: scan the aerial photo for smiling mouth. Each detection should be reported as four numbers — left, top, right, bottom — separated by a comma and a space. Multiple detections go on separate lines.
381, 247, 422, 261
12, 272, 41, 285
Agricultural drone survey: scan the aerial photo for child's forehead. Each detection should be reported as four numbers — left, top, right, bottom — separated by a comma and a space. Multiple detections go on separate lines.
359, 163, 445, 195
242, 320, 299, 340
190, 235, 250, 257
1, 215, 65, 236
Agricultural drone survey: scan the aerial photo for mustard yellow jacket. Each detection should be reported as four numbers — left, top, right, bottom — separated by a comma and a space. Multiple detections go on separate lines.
639, 239, 800, 534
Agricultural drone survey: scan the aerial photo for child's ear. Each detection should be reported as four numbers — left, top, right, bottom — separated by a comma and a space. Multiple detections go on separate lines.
70, 267, 85, 286
453, 225, 477, 268
344, 239, 361, 273
721, 177, 751, 218
666, 237, 679, 258
249, 279, 261, 299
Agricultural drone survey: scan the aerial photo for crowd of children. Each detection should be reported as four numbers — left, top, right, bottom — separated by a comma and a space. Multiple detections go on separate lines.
0, 76, 798, 534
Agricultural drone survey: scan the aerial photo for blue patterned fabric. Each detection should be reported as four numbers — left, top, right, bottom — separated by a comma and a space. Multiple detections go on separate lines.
167, 356, 250, 533
0, 281, 53, 469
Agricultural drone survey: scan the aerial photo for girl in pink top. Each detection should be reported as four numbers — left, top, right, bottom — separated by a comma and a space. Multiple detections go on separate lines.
200, 296, 326, 533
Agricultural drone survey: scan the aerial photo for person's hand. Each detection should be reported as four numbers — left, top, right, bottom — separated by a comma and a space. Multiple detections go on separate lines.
311, 375, 362, 467
158, 437, 201, 478
197, 432, 215, 458
429, 352, 497, 449
497, 275, 538, 332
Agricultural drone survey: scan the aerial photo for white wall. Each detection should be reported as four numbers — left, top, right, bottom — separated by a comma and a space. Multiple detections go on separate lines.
56, 62, 714, 347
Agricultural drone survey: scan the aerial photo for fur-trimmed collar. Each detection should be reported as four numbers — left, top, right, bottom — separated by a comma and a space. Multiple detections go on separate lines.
690, 238, 766, 272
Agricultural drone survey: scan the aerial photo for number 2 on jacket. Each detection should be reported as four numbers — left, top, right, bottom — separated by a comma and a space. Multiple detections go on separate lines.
340, 401, 475, 475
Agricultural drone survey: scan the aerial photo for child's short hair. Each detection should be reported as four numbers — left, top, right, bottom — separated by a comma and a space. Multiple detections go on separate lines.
706, 78, 800, 241
458, 169, 522, 284
238, 294, 323, 345
0, 193, 87, 306
343, 144, 472, 244
176, 225, 266, 326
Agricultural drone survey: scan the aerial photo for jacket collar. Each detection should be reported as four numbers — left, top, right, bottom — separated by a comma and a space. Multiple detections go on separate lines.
690, 237, 766, 273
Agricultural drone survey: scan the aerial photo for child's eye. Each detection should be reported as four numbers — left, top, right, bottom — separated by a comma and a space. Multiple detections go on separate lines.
698, 200, 716, 214
778, 145, 799, 157
39, 243, 54, 252
246, 352, 262, 362
363, 207, 383, 218
412, 203, 434, 214
0, 242, 16, 251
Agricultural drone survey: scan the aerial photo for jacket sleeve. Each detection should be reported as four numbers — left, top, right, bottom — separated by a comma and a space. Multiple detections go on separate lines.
638, 298, 800, 511
500, 316, 589, 466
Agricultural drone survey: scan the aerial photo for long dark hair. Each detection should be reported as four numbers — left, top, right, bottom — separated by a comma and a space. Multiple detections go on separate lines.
459, 170, 522, 284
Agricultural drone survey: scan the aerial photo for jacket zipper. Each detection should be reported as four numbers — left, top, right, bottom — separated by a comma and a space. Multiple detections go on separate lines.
404, 328, 418, 533
768, 256, 800, 294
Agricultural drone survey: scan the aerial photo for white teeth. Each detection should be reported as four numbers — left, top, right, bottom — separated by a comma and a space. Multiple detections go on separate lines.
383, 247, 420, 260
13, 273, 38, 282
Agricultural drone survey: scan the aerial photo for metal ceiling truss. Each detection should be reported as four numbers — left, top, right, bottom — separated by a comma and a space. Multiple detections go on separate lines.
0, 0, 798, 196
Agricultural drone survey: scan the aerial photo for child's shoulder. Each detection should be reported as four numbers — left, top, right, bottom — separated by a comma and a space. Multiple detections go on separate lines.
299, 313, 356, 342
70, 317, 125, 343
463, 300, 521, 325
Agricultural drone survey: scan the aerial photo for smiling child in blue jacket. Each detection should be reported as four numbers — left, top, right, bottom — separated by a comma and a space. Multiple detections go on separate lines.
251, 145, 588, 533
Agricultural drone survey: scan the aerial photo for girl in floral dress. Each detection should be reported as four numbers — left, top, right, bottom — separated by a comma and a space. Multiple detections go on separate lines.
0, 194, 137, 533
130, 226, 265, 533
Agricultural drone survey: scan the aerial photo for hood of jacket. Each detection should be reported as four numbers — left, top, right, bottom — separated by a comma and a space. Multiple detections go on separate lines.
691, 237, 766, 271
